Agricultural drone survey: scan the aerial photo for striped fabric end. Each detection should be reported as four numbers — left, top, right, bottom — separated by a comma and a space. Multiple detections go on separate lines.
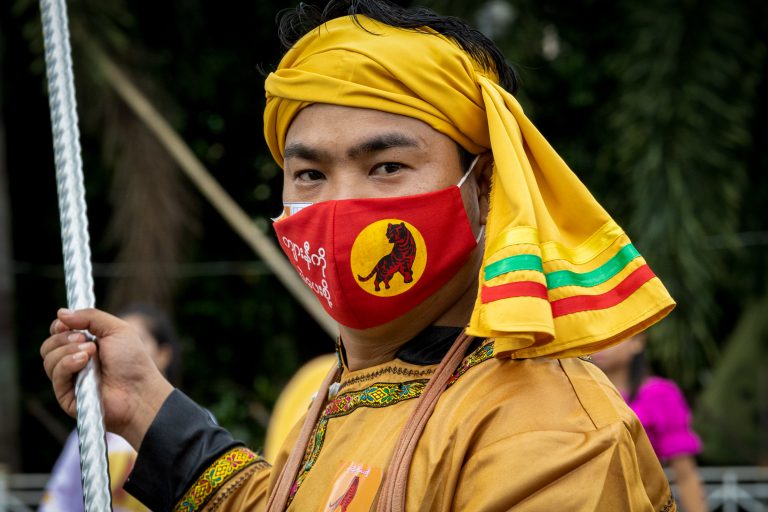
550, 264, 655, 318
480, 264, 657, 318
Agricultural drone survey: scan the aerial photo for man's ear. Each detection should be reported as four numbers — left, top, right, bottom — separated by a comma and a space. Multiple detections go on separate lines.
474, 152, 493, 226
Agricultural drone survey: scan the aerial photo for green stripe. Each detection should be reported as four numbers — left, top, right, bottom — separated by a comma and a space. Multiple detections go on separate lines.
482, 244, 641, 289
484, 254, 544, 280
545, 244, 640, 289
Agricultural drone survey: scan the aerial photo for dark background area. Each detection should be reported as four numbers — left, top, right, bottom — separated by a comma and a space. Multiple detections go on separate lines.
1, 0, 766, 472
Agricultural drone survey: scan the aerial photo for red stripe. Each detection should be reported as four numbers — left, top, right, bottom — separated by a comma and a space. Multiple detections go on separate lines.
481, 281, 548, 303
551, 265, 655, 318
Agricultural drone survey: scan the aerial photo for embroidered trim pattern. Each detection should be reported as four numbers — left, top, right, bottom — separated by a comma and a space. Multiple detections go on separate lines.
446, 342, 494, 387
659, 493, 676, 512
287, 340, 496, 505
204, 461, 269, 511
173, 447, 265, 512
338, 365, 435, 392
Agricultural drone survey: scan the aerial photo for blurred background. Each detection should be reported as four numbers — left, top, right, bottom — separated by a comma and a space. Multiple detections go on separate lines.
0, 0, 766, 506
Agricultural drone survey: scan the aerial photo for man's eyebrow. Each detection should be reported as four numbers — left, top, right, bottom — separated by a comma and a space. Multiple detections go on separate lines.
347, 133, 422, 158
283, 143, 330, 161
283, 133, 422, 161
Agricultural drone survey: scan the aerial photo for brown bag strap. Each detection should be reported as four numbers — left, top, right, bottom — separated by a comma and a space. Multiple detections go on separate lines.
266, 362, 341, 512
376, 331, 474, 512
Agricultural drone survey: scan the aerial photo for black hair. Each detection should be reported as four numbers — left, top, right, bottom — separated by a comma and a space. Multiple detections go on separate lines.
116, 303, 181, 385
277, 0, 519, 95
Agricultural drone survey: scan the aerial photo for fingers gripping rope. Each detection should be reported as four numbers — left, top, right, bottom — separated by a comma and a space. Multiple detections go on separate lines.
39, 0, 112, 509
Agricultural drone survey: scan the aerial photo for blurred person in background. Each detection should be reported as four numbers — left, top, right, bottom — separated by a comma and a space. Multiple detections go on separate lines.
39, 303, 179, 512
592, 332, 708, 512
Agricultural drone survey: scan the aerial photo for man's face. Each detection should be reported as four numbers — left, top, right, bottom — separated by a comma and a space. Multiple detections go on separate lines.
281, 103, 488, 334
282, 104, 467, 204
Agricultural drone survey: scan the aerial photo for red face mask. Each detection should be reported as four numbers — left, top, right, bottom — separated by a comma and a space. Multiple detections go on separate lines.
272, 166, 480, 329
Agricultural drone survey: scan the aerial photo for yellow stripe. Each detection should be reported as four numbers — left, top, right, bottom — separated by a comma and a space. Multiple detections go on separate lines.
485, 220, 625, 266
484, 226, 540, 257
542, 235, 630, 273
483, 242, 542, 266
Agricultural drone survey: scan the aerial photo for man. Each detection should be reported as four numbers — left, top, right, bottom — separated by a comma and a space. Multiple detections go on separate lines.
41, 1, 677, 510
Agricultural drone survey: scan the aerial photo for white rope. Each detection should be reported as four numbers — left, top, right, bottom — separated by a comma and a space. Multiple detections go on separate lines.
39, 0, 112, 510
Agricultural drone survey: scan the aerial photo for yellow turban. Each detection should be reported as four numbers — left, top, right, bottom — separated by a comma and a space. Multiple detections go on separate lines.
264, 15, 675, 358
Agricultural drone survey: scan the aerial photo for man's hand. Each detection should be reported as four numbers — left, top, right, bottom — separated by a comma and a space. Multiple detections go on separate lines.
41, 308, 174, 450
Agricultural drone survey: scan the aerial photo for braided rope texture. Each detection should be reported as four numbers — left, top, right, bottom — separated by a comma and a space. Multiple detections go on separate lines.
40, 0, 112, 509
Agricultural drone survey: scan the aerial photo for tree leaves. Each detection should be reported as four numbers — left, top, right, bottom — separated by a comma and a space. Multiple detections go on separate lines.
599, 0, 765, 387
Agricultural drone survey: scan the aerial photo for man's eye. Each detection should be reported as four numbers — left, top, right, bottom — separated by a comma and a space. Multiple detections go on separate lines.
370, 163, 404, 176
294, 170, 325, 182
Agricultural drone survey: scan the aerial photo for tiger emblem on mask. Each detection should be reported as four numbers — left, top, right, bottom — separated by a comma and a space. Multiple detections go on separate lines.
357, 222, 416, 292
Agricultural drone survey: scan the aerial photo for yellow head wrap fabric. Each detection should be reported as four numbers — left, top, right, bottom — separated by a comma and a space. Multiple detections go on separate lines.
264, 15, 675, 358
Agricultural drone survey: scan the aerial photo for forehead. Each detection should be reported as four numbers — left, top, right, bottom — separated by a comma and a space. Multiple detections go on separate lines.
284, 104, 458, 159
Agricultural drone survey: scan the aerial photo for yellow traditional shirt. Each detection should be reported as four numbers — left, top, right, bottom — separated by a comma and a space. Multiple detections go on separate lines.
169, 340, 675, 511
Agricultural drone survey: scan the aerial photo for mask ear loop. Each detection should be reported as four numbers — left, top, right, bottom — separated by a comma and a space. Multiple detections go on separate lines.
456, 154, 485, 245
457, 154, 481, 188
475, 225, 485, 245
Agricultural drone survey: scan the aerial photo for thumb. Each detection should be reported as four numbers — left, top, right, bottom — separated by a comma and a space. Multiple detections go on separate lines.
57, 308, 127, 338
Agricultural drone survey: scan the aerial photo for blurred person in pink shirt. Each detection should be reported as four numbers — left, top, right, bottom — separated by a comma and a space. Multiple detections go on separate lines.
593, 332, 708, 512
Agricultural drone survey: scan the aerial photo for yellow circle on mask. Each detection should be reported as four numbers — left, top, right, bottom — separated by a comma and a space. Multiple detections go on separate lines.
350, 219, 427, 297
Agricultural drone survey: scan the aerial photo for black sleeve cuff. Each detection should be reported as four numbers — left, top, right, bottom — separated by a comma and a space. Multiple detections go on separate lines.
124, 389, 241, 511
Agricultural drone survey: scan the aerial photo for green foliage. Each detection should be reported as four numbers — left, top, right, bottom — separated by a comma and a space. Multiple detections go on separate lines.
694, 295, 768, 464
599, 0, 766, 387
